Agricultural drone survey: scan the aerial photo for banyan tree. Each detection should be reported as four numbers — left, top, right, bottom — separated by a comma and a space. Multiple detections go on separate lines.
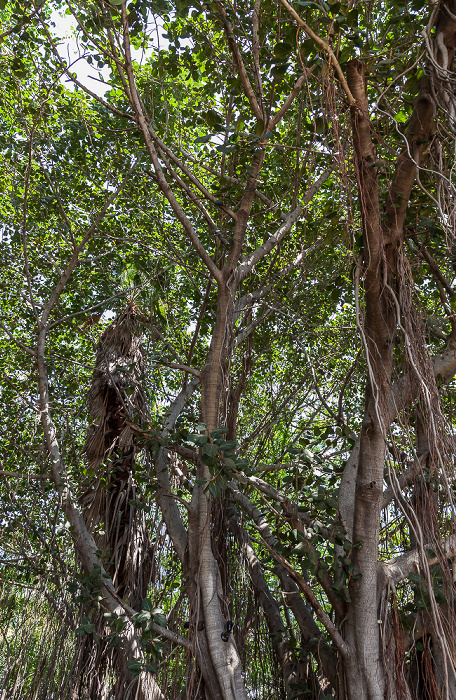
3, 0, 456, 698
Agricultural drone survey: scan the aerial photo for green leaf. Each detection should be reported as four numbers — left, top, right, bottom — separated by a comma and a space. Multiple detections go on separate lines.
219, 440, 237, 450
291, 542, 307, 556
274, 42, 293, 59
254, 119, 264, 136
195, 134, 212, 144
216, 472, 228, 490
295, 1, 325, 9
188, 434, 209, 445
145, 662, 159, 674
127, 661, 143, 676
76, 621, 95, 635
153, 612, 168, 627
202, 454, 217, 468
206, 481, 221, 498
396, 111, 408, 123
210, 427, 229, 437
203, 443, 219, 457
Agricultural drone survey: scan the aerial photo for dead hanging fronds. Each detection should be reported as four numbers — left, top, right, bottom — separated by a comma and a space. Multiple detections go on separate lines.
81, 302, 153, 604
76, 305, 154, 696
84, 303, 146, 473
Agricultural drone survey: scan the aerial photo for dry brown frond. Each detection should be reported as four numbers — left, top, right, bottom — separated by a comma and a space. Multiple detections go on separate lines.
84, 303, 146, 473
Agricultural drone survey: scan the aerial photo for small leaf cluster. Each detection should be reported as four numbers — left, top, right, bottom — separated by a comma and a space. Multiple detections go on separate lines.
131, 598, 166, 664
407, 570, 447, 611
70, 564, 106, 609
103, 611, 126, 649
186, 425, 250, 498
132, 597, 167, 631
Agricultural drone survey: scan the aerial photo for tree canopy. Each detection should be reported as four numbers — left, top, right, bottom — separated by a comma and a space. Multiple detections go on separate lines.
2, 0, 456, 698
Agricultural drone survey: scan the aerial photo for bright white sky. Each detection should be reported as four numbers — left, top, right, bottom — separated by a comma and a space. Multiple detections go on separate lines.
51, 10, 111, 96
50, 9, 157, 97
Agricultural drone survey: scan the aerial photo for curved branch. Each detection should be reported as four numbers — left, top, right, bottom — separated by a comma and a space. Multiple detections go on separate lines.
278, 0, 356, 107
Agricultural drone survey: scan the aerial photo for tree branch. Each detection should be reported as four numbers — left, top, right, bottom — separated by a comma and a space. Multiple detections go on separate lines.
215, 1, 263, 121
120, 6, 223, 285
278, 0, 356, 107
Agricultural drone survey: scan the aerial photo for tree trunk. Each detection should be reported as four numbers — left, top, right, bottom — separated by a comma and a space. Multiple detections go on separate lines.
341, 5, 456, 696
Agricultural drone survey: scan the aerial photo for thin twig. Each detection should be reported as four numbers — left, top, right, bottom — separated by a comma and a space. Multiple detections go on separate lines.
278, 0, 356, 107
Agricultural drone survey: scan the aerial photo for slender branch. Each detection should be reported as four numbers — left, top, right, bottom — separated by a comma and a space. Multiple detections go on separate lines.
414, 238, 454, 297
154, 360, 201, 378
238, 205, 303, 281
381, 534, 456, 587
154, 156, 220, 231
0, 470, 51, 480
0, 5, 40, 40
101, 578, 191, 649
152, 139, 237, 221
278, 0, 356, 107
229, 516, 303, 695
38, 162, 76, 249
46, 290, 135, 331
251, 461, 302, 474
259, 535, 351, 660
269, 72, 309, 130
237, 163, 334, 282
22, 126, 39, 320
0, 323, 37, 356
215, 1, 263, 121
235, 237, 327, 319
184, 278, 212, 387
66, 0, 124, 68
35, 12, 133, 120
275, 564, 338, 689
41, 159, 139, 327
120, 6, 223, 285
252, 0, 266, 121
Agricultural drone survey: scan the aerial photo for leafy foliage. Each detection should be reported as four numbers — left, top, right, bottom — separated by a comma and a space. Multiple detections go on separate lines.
1, 0, 456, 698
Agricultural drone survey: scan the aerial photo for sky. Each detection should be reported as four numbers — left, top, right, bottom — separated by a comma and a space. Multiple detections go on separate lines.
50, 10, 111, 96
50, 9, 158, 97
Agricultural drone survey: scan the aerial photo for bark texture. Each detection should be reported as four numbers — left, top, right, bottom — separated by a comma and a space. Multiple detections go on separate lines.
340, 4, 456, 697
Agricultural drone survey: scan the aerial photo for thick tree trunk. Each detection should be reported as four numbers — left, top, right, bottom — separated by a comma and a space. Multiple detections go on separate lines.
341, 5, 456, 697
343, 57, 393, 700
183, 282, 248, 700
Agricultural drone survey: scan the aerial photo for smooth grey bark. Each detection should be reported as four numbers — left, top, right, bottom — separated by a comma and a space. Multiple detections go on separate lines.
337, 435, 360, 541
153, 378, 200, 563
229, 518, 304, 699
274, 567, 338, 692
